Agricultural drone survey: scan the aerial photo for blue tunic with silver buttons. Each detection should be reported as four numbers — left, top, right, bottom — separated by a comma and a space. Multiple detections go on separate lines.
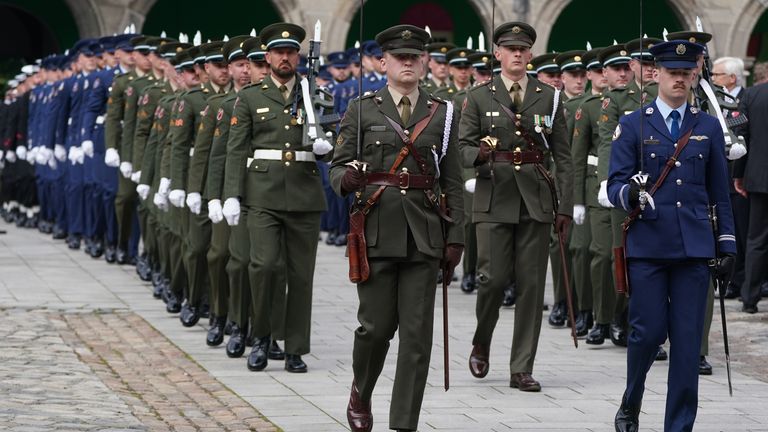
607, 100, 736, 258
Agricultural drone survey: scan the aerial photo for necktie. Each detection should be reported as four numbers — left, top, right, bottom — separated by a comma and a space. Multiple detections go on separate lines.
400, 95, 411, 125
511, 82, 522, 109
669, 110, 680, 142
279, 84, 289, 102
439, 81, 448, 88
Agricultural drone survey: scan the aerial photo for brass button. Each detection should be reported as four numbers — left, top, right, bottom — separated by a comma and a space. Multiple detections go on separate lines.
284, 125, 290, 130
675, 161, 681, 167
375, 140, 381, 145
285, 161, 290, 166
676, 201, 682, 207
400, 189, 406, 195
515, 131, 521, 136
284, 109, 289, 114
254, 165, 259, 169
290, 118, 297, 125
514, 165, 521, 171
676, 179, 682, 185
285, 143, 291, 148
284, 151, 293, 161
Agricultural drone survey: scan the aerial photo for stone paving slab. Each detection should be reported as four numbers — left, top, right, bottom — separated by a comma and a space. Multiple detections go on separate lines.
2, 222, 768, 431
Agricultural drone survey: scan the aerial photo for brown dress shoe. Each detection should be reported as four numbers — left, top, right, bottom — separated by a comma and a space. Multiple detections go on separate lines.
469, 344, 489, 378
347, 382, 372, 432
509, 372, 541, 392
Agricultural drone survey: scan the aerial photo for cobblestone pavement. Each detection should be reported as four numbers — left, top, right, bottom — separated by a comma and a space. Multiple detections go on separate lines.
2, 221, 768, 431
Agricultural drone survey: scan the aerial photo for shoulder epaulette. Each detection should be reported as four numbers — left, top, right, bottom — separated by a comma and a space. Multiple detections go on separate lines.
430, 94, 447, 104
468, 80, 493, 93
360, 91, 376, 99
241, 82, 257, 90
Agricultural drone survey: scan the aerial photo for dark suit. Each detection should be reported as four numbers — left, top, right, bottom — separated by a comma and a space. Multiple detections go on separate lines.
734, 84, 767, 309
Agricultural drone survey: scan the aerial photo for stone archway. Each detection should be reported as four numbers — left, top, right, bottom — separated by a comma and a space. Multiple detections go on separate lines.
729, 0, 768, 59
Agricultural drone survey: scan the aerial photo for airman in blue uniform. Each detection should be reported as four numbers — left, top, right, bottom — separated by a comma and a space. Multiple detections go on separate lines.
607, 40, 736, 432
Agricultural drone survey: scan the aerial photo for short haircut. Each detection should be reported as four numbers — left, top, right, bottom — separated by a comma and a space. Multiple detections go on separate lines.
713, 56, 745, 86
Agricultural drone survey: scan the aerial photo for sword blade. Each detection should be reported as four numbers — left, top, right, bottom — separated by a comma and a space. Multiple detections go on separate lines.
557, 229, 578, 348
716, 276, 734, 396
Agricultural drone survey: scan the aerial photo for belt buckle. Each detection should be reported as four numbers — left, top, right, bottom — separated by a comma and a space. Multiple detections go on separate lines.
283, 151, 294, 161
398, 171, 410, 189
512, 148, 523, 165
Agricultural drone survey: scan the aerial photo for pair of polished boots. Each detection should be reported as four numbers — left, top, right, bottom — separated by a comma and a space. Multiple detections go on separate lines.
585, 321, 629, 346
179, 302, 210, 327
246, 336, 305, 373
468, 344, 541, 391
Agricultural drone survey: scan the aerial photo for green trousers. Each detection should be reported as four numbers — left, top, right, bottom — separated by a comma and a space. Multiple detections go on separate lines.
589, 205, 616, 324
353, 237, 440, 431
550, 227, 574, 305
247, 207, 319, 354
186, 209, 211, 307
473, 206, 551, 375
208, 218, 230, 318
462, 190, 477, 275
169, 205, 187, 299
570, 213, 593, 311
114, 175, 137, 249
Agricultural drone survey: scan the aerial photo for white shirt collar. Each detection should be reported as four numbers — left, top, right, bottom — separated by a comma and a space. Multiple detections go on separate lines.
729, 86, 742, 98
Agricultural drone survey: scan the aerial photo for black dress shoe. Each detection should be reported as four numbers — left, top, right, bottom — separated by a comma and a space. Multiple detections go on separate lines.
104, 245, 117, 263
90, 240, 104, 258
742, 304, 758, 314
334, 234, 348, 246
699, 356, 712, 375
247, 336, 270, 371
226, 324, 248, 358
84, 238, 94, 255
166, 291, 181, 314
152, 280, 164, 299
469, 344, 489, 378
761, 281, 768, 297
180, 303, 200, 327
575, 310, 593, 337
548, 300, 566, 327
610, 322, 628, 347
586, 323, 609, 345
24, 215, 38, 229
285, 354, 308, 373
614, 396, 640, 432
347, 381, 373, 432
116, 248, 128, 265
502, 284, 516, 307
138, 263, 152, 282
224, 320, 234, 336
67, 235, 81, 250
199, 303, 210, 319
325, 231, 337, 245
52, 227, 67, 240
206, 317, 227, 346
268, 340, 285, 360
655, 346, 668, 361
460, 273, 476, 293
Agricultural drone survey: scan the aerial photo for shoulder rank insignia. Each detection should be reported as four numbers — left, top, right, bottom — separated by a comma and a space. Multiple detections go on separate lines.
612, 124, 622, 141
535, 87, 542, 93
628, 89, 635, 95
645, 107, 654, 115
336, 135, 343, 147
690, 106, 699, 114
602, 98, 610, 110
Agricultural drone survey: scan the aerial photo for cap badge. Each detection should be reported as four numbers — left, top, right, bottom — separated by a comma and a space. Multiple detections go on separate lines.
676, 44, 686, 55
176, 47, 182, 53
459, 51, 466, 57
512, 26, 521, 34
261, 44, 267, 50
689, 37, 696, 43
620, 50, 627, 56
401, 30, 412, 40
482, 56, 488, 62
440, 46, 447, 53
281, 31, 290, 38
526, 64, 533, 70
574, 55, 582, 62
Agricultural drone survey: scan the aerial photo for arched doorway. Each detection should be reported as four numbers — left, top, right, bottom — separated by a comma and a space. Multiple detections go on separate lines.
0, 0, 79, 60
346, 1, 484, 49
547, 0, 683, 52
143, 0, 281, 40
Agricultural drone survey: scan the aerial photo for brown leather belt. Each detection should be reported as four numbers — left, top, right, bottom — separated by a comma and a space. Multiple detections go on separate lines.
494, 149, 544, 165
366, 171, 435, 189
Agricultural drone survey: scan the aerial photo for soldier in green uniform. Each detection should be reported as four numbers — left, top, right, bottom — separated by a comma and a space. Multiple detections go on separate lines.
569, 46, 619, 344
530, 53, 562, 90
463, 22, 573, 392
170, 40, 232, 327
556, 49, 594, 335
421, 42, 455, 92
433, 47, 473, 101
222, 23, 333, 373
597, 39, 660, 352
330, 24, 463, 432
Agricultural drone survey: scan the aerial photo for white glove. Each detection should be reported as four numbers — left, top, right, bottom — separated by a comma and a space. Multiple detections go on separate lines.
74, 147, 85, 164
598, 180, 614, 208
54, 144, 67, 162
25, 146, 37, 163
186, 192, 202, 214
35, 147, 49, 165
67, 146, 77, 164
727, 140, 747, 161
158, 178, 171, 197
573, 204, 586, 225
168, 189, 186, 208
130, 171, 141, 184
48, 155, 58, 169
208, 199, 224, 224
629, 173, 656, 210
16, 146, 27, 161
222, 198, 241, 226
464, 178, 476, 193
312, 137, 333, 155
136, 184, 150, 201
81, 140, 94, 157
6, 150, 16, 162
119, 161, 133, 178
153, 192, 169, 211
104, 147, 120, 167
